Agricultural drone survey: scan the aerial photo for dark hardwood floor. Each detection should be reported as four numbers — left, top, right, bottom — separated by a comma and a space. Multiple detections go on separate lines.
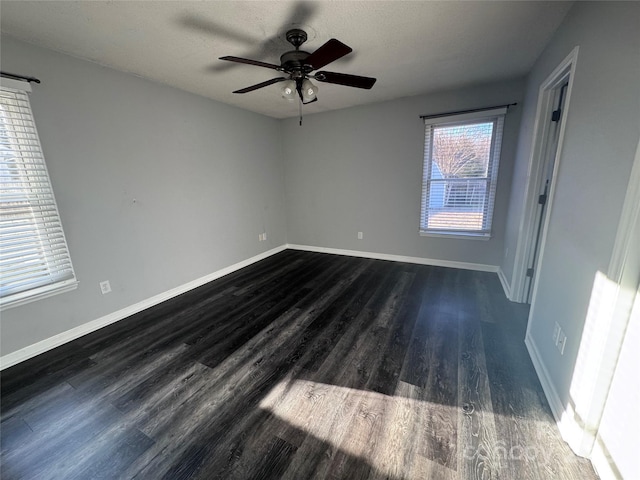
1, 250, 598, 479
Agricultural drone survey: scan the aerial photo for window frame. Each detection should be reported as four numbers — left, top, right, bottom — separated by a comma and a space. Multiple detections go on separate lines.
419, 107, 507, 239
0, 80, 78, 310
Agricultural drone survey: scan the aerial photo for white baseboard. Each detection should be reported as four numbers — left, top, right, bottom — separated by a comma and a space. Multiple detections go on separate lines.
525, 333, 593, 458
287, 244, 499, 273
0, 245, 287, 371
525, 333, 565, 423
497, 267, 513, 300
590, 436, 621, 480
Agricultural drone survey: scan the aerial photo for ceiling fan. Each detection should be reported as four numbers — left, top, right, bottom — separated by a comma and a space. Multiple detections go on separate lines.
220, 29, 377, 105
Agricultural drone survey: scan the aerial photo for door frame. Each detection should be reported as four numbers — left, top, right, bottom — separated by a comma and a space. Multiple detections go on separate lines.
575, 133, 640, 466
510, 47, 579, 303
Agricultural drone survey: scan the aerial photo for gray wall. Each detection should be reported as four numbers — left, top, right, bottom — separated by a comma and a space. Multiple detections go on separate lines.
0, 37, 288, 356
282, 80, 524, 266
501, 3, 640, 404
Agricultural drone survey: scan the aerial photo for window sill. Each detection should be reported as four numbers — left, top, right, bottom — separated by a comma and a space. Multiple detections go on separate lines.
420, 231, 492, 241
0, 280, 79, 311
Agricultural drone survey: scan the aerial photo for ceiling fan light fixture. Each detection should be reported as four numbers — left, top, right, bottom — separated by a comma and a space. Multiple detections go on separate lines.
301, 79, 318, 102
220, 29, 376, 109
281, 80, 297, 101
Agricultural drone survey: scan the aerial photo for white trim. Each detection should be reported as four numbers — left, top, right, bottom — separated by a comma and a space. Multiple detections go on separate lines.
608, 134, 640, 284
512, 47, 579, 303
525, 333, 590, 456
419, 231, 491, 241
497, 267, 512, 300
286, 244, 499, 272
525, 333, 564, 423
421, 112, 505, 239
0, 245, 287, 370
0, 280, 79, 311
591, 436, 623, 480
566, 134, 640, 459
588, 135, 640, 477
1, 87, 78, 310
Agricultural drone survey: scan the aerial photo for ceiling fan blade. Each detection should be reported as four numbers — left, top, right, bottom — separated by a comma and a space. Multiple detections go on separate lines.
233, 77, 287, 94
220, 56, 282, 71
315, 71, 377, 89
305, 39, 352, 70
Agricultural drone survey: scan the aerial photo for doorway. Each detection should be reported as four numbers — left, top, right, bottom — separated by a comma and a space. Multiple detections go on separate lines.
511, 47, 579, 304
524, 81, 568, 302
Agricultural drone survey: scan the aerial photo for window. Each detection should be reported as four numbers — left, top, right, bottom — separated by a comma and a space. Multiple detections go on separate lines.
0, 81, 77, 309
420, 107, 506, 238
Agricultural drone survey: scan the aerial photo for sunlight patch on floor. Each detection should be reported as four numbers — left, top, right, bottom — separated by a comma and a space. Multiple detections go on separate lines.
260, 378, 456, 478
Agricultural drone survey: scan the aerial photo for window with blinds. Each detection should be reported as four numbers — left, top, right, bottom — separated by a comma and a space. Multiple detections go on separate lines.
420, 108, 506, 238
0, 83, 77, 309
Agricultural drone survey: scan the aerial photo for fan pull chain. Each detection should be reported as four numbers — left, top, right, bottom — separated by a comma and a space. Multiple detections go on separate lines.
299, 98, 303, 126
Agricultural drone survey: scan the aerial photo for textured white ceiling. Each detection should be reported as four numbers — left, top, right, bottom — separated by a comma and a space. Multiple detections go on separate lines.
0, 1, 572, 119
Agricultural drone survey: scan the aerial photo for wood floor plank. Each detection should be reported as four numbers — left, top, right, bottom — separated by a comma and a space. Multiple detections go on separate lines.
0, 416, 32, 458
278, 268, 415, 479
123, 257, 374, 478
401, 267, 459, 470
456, 270, 505, 480
0, 251, 599, 480
1, 396, 130, 479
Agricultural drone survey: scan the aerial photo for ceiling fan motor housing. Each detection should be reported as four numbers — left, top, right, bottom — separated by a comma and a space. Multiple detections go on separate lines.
281, 29, 314, 76
280, 50, 313, 76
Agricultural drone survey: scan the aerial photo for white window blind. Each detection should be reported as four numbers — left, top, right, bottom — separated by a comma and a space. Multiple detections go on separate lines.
420, 108, 506, 238
0, 84, 77, 309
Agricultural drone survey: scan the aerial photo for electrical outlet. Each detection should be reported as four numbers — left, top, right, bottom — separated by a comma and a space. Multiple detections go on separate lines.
557, 331, 567, 355
553, 322, 561, 344
357, 231, 363, 240
99, 280, 111, 295
263, 232, 267, 241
